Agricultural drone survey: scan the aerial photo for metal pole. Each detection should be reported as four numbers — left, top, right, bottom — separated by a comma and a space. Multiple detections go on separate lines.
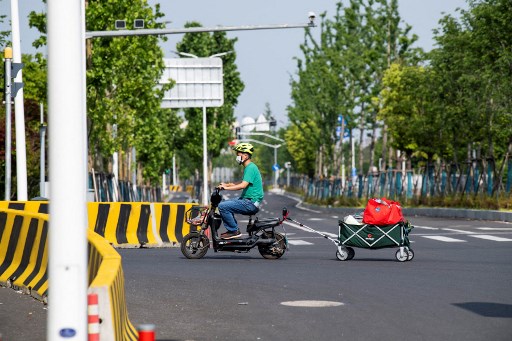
132, 146, 137, 200
47, 0, 88, 339
172, 154, 177, 186
10, 0, 28, 200
4, 48, 12, 200
202, 106, 208, 205
112, 122, 118, 183
274, 147, 277, 188
86, 22, 315, 39
39, 102, 46, 197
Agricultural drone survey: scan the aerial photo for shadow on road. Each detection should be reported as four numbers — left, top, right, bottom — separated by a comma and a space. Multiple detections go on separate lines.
453, 302, 512, 318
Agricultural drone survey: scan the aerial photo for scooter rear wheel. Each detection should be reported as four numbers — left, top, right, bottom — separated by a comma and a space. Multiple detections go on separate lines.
258, 232, 286, 260
181, 233, 209, 259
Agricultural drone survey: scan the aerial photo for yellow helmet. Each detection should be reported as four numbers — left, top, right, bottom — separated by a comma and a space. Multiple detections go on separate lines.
232, 142, 254, 155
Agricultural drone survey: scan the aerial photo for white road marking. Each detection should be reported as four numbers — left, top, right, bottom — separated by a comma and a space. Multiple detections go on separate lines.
308, 218, 324, 221
422, 236, 467, 242
442, 228, 476, 234
414, 225, 439, 230
281, 300, 344, 307
288, 240, 314, 245
469, 235, 512, 242
331, 216, 339, 219
477, 227, 512, 231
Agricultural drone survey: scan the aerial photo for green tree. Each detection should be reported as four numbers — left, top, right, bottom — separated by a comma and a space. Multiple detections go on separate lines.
30, 0, 182, 184
430, 0, 512, 163
0, 0, 9, 47
284, 121, 320, 178
380, 63, 447, 165
288, 0, 420, 179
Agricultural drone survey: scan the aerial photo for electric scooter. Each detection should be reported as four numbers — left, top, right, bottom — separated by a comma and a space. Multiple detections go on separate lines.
180, 188, 289, 259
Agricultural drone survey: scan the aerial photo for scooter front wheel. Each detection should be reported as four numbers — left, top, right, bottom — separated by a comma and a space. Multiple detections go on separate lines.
258, 232, 286, 260
181, 233, 209, 259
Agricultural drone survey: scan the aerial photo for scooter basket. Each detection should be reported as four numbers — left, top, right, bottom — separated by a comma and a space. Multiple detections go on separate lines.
186, 206, 209, 226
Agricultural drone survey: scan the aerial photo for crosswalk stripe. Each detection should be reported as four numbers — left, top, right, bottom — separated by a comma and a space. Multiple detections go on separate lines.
477, 227, 512, 231
442, 228, 476, 234
422, 236, 467, 242
469, 235, 512, 242
288, 240, 314, 245
415, 225, 439, 230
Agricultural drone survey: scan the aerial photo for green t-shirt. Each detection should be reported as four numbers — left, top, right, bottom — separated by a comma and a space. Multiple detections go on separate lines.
241, 162, 264, 202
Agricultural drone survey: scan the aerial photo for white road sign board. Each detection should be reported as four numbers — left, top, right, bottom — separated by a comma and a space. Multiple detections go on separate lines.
160, 57, 224, 108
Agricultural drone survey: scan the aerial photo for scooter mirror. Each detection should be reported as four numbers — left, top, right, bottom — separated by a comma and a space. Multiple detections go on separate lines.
282, 207, 288, 218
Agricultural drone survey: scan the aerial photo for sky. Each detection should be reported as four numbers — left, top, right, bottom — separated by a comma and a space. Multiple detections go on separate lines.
1, 0, 469, 127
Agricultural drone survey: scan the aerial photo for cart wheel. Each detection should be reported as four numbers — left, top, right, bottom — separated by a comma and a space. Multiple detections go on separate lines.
395, 249, 408, 262
347, 247, 355, 260
407, 249, 414, 261
336, 249, 349, 261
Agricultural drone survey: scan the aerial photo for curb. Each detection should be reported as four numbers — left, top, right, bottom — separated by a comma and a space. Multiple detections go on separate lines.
274, 190, 512, 223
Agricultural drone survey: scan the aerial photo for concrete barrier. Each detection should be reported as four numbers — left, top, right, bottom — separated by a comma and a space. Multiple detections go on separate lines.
88, 230, 138, 340
168, 185, 182, 192
0, 207, 138, 340
1, 201, 198, 247
0, 200, 49, 214
87, 202, 197, 247
0, 209, 49, 301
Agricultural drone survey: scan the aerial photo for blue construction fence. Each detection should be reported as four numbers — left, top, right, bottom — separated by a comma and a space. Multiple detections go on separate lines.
286, 159, 512, 201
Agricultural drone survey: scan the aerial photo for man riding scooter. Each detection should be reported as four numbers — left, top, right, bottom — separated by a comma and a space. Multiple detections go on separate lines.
218, 142, 264, 239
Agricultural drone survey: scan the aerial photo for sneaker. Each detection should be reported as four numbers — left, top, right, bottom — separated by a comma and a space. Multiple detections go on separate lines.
221, 230, 242, 239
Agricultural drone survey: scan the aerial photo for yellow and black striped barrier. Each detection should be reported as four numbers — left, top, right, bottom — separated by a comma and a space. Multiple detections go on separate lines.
0, 205, 138, 340
168, 185, 182, 192
0, 209, 49, 301
1, 201, 198, 247
88, 230, 138, 340
0, 200, 49, 214
87, 202, 197, 247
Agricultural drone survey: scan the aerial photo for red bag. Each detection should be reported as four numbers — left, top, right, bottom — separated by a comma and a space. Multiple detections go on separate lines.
362, 198, 404, 225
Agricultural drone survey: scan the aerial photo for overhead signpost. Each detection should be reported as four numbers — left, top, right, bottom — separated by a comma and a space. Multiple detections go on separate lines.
160, 57, 224, 204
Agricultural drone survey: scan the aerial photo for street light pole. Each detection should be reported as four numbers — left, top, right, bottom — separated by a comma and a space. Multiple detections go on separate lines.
10, 0, 28, 200
4, 47, 12, 200
47, 0, 88, 339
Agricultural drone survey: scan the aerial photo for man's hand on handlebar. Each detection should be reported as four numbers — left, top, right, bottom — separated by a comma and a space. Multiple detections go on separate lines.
218, 182, 233, 190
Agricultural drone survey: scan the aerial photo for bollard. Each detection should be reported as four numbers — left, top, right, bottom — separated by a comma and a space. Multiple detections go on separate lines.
87, 293, 100, 341
138, 324, 155, 341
